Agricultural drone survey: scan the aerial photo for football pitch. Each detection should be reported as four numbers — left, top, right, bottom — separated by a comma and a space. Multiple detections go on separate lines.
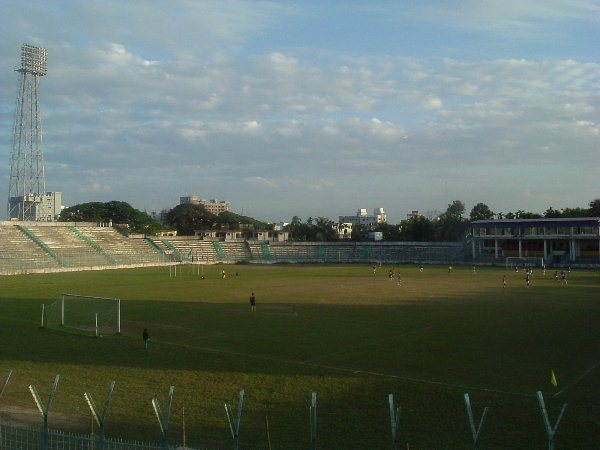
0, 264, 598, 449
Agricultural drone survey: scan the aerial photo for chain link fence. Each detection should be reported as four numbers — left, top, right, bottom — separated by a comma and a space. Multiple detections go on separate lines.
0, 423, 218, 450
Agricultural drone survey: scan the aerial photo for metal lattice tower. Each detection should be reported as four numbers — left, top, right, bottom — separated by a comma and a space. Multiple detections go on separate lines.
7, 44, 48, 221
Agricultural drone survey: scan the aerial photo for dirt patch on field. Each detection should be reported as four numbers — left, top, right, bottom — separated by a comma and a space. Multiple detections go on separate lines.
0, 405, 88, 431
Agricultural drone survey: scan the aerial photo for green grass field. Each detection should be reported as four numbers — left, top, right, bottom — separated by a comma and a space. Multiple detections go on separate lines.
0, 264, 598, 449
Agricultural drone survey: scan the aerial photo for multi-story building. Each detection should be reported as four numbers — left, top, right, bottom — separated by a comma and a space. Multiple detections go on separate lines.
471, 217, 600, 265
8, 191, 62, 221
180, 196, 230, 215
339, 207, 387, 227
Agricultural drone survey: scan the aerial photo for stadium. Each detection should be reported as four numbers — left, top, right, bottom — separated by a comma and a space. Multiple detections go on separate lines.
1, 216, 599, 274
1, 40, 598, 450
0, 220, 598, 450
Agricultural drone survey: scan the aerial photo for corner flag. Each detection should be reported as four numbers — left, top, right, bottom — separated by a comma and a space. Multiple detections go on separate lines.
551, 370, 558, 387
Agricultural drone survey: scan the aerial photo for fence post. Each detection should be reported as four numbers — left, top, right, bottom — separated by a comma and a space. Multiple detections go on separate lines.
388, 394, 401, 450
29, 374, 60, 450
225, 389, 245, 450
0, 370, 13, 448
84, 380, 116, 450
464, 393, 488, 450
536, 391, 567, 450
310, 392, 317, 450
152, 386, 174, 450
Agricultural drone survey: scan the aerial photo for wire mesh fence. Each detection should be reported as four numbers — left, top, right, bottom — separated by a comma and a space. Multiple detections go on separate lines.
0, 423, 218, 450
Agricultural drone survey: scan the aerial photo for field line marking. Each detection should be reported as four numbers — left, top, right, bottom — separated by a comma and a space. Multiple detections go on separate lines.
552, 359, 600, 398
169, 332, 227, 345
300, 326, 432, 364
298, 363, 534, 397
153, 337, 533, 398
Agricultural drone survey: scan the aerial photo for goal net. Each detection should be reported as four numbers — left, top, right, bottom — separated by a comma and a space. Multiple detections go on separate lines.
505, 256, 544, 269
43, 293, 121, 336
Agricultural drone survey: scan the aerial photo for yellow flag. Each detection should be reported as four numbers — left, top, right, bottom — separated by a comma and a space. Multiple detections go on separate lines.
551, 370, 558, 387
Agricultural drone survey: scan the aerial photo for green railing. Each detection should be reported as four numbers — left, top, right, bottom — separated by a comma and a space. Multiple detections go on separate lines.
70, 227, 117, 264
161, 240, 184, 262
261, 242, 272, 260
144, 238, 171, 262
317, 245, 326, 261
212, 241, 226, 260
17, 226, 67, 267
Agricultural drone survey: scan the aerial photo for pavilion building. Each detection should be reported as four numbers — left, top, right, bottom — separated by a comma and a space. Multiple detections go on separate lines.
471, 217, 600, 266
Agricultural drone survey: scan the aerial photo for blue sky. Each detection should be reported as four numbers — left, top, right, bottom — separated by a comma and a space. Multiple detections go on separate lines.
0, 1, 599, 223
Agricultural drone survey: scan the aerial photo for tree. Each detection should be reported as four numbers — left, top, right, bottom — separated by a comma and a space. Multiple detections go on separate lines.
517, 211, 542, 219
314, 217, 337, 241
469, 203, 494, 221
350, 224, 369, 241
504, 210, 541, 219
165, 203, 217, 235
446, 200, 466, 219
560, 207, 589, 218
399, 216, 434, 241
373, 222, 401, 241
216, 211, 267, 230
434, 215, 469, 241
59, 201, 163, 234
433, 200, 468, 241
543, 207, 562, 218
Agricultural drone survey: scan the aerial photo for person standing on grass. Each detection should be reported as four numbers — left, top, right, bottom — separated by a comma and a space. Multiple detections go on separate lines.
503, 275, 507, 288
250, 292, 256, 312
143, 328, 149, 349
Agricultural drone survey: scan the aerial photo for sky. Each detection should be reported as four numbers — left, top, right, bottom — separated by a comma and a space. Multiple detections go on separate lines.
0, 1, 598, 223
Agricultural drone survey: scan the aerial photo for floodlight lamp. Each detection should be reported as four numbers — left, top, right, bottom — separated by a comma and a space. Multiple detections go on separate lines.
19, 43, 48, 76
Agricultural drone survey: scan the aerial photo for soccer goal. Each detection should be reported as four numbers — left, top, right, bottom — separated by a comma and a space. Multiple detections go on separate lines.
505, 256, 544, 269
42, 293, 121, 337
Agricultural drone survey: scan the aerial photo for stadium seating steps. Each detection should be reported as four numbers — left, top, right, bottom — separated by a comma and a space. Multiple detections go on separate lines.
0, 222, 466, 274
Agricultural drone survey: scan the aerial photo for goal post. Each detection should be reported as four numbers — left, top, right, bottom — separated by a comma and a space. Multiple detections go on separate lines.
505, 256, 544, 269
43, 293, 121, 336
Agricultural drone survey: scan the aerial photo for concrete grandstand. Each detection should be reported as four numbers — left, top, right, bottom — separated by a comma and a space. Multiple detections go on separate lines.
0, 222, 466, 275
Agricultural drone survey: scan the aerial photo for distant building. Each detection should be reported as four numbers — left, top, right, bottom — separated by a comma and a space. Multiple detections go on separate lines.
272, 222, 288, 231
367, 231, 384, 241
471, 217, 600, 265
336, 222, 353, 240
197, 229, 289, 242
9, 191, 62, 221
150, 208, 171, 224
339, 208, 387, 227
406, 210, 422, 220
180, 195, 230, 215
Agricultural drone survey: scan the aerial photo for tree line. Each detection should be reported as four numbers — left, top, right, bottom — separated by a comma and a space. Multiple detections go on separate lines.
60, 199, 600, 242
59, 201, 268, 236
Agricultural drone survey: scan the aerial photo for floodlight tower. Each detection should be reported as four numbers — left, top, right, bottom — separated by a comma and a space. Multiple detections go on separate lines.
7, 44, 48, 221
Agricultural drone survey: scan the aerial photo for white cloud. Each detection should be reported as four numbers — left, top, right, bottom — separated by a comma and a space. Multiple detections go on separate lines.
416, 0, 600, 38
423, 96, 443, 110
1, 1, 598, 222
244, 176, 279, 189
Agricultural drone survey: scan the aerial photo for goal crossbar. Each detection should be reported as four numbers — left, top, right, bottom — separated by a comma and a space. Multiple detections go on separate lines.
61, 293, 121, 334
43, 293, 121, 336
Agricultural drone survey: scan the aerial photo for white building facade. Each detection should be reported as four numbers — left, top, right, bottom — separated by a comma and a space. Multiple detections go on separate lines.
339, 207, 387, 227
